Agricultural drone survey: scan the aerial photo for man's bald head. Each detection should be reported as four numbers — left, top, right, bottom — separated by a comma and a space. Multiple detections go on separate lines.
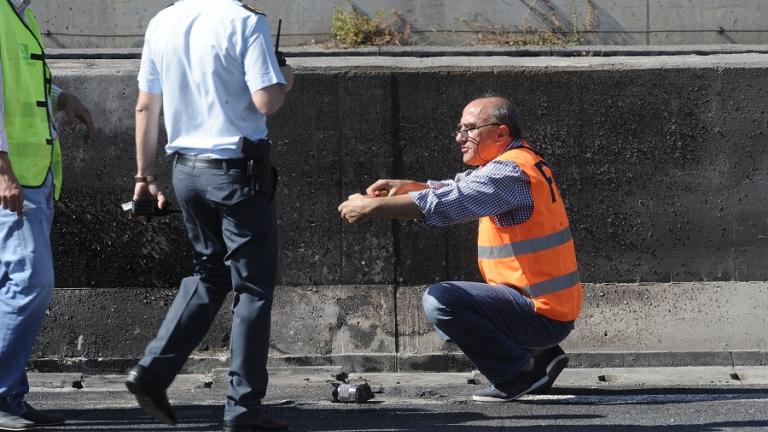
456, 96, 522, 166
468, 96, 522, 139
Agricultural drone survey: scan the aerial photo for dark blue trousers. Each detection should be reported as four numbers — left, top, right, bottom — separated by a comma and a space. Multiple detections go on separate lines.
139, 159, 277, 424
422, 281, 574, 387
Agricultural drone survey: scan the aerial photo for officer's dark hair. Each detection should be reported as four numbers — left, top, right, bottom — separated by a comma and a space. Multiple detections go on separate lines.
478, 93, 523, 139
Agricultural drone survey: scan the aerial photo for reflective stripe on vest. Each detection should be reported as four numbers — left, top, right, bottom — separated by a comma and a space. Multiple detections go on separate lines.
478, 227, 573, 260
523, 270, 580, 297
1, 0, 62, 198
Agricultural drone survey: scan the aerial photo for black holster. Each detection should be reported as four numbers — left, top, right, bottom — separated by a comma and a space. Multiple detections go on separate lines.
240, 137, 273, 195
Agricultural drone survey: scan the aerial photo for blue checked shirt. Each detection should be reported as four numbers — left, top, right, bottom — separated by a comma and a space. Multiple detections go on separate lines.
409, 139, 534, 227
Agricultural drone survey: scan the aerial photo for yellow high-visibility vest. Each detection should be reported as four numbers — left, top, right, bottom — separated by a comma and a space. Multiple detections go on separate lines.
1, 1, 62, 198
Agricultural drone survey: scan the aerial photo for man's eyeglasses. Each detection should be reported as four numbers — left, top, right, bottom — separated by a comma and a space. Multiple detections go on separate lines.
455, 123, 501, 139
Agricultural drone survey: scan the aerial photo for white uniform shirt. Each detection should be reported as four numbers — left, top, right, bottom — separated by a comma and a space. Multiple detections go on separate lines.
138, 0, 286, 159
0, 0, 62, 153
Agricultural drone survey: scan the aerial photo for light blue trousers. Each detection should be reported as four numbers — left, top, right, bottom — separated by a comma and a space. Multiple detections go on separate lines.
0, 173, 54, 415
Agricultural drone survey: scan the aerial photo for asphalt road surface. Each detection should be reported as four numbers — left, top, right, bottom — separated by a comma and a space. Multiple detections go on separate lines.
22, 369, 768, 432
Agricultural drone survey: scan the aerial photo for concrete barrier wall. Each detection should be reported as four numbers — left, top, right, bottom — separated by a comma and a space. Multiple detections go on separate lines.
34, 55, 768, 371
35, 282, 768, 373
33, 0, 768, 48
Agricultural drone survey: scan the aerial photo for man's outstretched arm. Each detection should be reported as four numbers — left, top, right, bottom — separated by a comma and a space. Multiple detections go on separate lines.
338, 193, 424, 224
366, 179, 428, 197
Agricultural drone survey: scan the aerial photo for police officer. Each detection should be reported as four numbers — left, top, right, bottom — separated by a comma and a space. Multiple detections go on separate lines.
124, 1, 293, 431
0, 1, 95, 430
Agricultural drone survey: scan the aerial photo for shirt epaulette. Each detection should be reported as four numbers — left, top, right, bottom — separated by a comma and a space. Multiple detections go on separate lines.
241, 4, 266, 16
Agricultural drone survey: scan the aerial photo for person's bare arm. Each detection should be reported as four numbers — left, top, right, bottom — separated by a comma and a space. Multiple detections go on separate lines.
0, 151, 23, 217
251, 65, 294, 115
57, 91, 95, 144
133, 91, 166, 207
366, 179, 428, 197
338, 194, 424, 224
0, 61, 22, 217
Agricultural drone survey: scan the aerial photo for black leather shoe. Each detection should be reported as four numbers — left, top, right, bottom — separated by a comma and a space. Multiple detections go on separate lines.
125, 365, 177, 425
223, 411, 289, 431
20, 402, 65, 425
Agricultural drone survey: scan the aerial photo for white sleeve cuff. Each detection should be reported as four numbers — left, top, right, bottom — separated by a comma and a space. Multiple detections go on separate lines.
50, 84, 63, 111
0, 128, 8, 153
426, 179, 454, 190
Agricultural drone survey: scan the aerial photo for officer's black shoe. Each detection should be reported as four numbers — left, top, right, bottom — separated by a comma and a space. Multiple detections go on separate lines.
530, 345, 569, 394
125, 365, 177, 425
223, 411, 289, 431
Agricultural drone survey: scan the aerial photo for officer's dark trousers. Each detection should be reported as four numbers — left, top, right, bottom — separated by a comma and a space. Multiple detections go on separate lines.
138, 159, 277, 423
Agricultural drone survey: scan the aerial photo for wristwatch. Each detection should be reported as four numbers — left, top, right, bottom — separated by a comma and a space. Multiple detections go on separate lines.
134, 175, 156, 183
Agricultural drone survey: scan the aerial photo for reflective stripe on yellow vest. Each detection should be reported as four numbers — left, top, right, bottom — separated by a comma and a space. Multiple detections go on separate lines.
1, 0, 62, 199
477, 142, 583, 321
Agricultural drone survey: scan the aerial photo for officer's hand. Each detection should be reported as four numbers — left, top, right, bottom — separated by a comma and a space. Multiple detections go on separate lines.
0, 157, 23, 218
133, 180, 167, 210
58, 92, 95, 144
366, 179, 424, 197
338, 193, 373, 224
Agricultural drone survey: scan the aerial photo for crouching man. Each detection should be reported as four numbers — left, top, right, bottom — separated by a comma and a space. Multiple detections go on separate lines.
338, 96, 582, 402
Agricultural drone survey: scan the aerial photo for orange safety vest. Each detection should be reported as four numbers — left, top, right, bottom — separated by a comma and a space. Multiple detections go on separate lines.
477, 142, 583, 321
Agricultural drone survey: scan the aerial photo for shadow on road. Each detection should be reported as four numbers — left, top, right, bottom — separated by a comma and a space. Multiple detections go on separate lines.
36, 403, 768, 431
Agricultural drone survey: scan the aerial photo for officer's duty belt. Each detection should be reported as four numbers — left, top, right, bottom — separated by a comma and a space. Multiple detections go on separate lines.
175, 154, 248, 170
